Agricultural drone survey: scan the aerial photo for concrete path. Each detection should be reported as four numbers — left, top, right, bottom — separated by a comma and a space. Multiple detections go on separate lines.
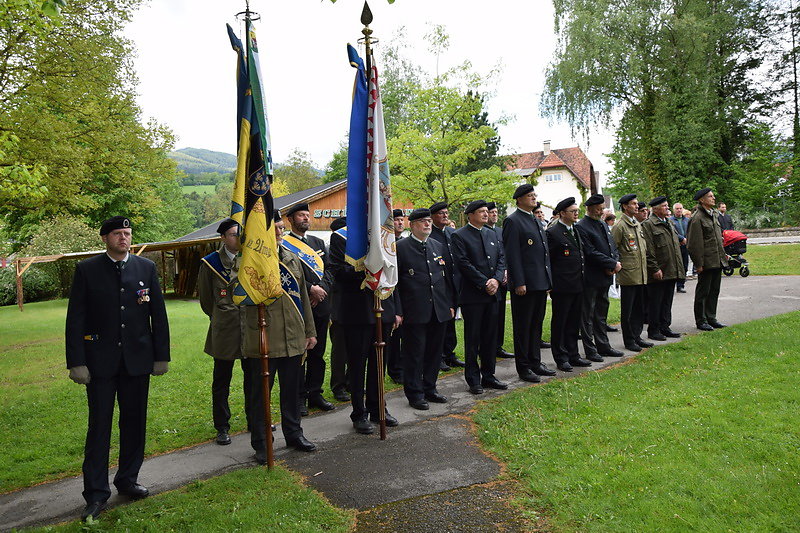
2, 275, 799, 531
748, 236, 800, 244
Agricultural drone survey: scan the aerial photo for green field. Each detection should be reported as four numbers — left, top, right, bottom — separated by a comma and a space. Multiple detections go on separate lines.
181, 184, 216, 195
475, 311, 800, 532
746, 243, 800, 275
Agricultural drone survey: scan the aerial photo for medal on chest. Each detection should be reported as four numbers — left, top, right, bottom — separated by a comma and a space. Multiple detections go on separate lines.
220, 288, 228, 297
136, 288, 150, 304
628, 234, 637, 250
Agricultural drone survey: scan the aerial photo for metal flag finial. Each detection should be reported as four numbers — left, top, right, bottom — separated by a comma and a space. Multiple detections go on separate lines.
361, 1, 373, 26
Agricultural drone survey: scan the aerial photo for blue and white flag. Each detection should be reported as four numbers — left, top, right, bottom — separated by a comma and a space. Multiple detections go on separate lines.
345, 44, 369, 269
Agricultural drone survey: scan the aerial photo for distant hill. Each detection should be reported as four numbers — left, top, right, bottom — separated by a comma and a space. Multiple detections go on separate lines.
170, 148, 237, 175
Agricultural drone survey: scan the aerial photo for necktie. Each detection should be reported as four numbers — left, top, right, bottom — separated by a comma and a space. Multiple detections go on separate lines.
115, 260, 124, 274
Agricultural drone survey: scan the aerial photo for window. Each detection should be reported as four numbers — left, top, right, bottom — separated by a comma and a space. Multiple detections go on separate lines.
544, 173, 563, 182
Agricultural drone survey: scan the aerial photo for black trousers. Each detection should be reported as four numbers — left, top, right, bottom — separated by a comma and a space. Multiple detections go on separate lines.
212, 358, 251, 433
677, 245, 689, 289
83, 370, 149, 504
510, 290, 547, 374
647, 279, 677, 336
461, 301, 498, 387
442, 318, 458, 361
386, 324, 403, 382
328, 321, 349, 395
344, 323, 390, 421
301, 313, 329, 403
620, 284, 646, 345
550, 291, 583, 364
243, 355, 303, 449
694, 268, 722, 325
581, 285, 613, 356
496, 287, 508, 351
402, 320, 446, 401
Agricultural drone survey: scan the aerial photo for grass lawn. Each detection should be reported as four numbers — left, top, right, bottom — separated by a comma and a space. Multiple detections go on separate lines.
0, 294, 621, 492
746, 243, 800, 275
474, 311, 800, 532
33, 466, 354, 533
181, 184, 216, 195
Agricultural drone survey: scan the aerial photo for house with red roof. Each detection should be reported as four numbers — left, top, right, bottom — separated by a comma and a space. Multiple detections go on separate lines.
507, 141, 601, 216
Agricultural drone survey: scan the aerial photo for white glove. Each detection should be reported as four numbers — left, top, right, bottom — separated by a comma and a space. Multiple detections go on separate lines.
69, 366, 91, 385
152, 361, 169, 376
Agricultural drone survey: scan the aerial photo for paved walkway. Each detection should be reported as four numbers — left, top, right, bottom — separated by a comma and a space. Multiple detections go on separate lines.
2, 275, 799, 531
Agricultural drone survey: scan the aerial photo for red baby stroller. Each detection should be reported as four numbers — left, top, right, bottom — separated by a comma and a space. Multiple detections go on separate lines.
722, 230, 750, 277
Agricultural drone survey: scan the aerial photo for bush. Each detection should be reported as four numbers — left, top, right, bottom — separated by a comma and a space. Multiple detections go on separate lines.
728, 207, 798, 230
0, 265, 58, 306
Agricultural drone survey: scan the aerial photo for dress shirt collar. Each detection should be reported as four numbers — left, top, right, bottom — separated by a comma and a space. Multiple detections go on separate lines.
106, 252, 129, 264
410, 234, 428, 244
467, 222, 483, 231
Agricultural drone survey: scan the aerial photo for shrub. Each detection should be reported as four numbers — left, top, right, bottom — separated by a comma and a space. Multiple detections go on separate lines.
0, 265, 58, 306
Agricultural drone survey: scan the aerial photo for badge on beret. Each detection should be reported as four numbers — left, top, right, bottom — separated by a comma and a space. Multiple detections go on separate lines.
528, 239, 533, 245
409, 268, 414, 276
136, 288, 150, 304
220, 288, 227, 297
139, 281, 144, 286
564, 249, 570, 256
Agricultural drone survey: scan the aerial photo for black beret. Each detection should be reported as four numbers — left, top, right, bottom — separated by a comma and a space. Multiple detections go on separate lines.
100, 215, 131, 236
330, 216, 346, 231
273, 210, 282, 223
429, 202, 448, 214
694, 187, 712, 201
464, 200, 488, 214
284, 202, 310, 217
637, 201, 647, 210
408, 208, 431, 221
393, 209, 404, 218
486, 202, 497, 211
649, 196, 668, 207
619, 193, 637, 205
554, 197, 576, 213
584, 194, 605, 207
513, 183, 534, 199
216, 218, 239, 235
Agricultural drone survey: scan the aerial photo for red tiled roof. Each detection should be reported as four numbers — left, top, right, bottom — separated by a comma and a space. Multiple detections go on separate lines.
508, 146, 595, 192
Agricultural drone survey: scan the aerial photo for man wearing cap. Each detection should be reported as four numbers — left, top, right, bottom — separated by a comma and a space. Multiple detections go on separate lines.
611, 194, 653, 352
282, 203, 335, 415
386, 208, 406, 383
547, 198, 592, 372
502, 184, 555, 381
396, 208, 455, 409
198, 218, 250, 447
327, 217, 350, 402
641, 196, 685, 341
429, 202, 465, 370
576, 194, 624, 362
687, 188, 728, 331
635, 201, 649, 223
451, 200, 508, 393
65, 216, 170, 521
487, 201, 513, 360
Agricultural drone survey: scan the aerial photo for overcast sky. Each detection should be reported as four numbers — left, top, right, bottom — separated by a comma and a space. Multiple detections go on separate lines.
126, 0, 616, 184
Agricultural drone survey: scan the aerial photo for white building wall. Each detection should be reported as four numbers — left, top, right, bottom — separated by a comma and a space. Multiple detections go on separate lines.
506, 169, 584, 218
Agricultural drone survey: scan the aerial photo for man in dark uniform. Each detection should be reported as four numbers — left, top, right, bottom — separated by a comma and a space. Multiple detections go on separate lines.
328, 219, 401, 434
396, 208, 455, 409
66, 216, 170, 521
502, 184, 555, 381
451, 200, 507, 394
575, 194, 623, 362
532, 202, 552, 349
718, 202, 734, 231
386, 208, 406, 383
641, 196, 685, 340
487, 202, 513, 360
429, 202, 465, 370
687, 188, 728, 330
198, 219, 249, 447
547, 198, 592, 372
327, 217, 350, 402
282, 203, 335, 415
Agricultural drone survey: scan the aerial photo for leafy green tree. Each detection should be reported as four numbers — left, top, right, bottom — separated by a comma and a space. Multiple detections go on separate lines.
323, 139, 348, 183
273, 148, 321, 194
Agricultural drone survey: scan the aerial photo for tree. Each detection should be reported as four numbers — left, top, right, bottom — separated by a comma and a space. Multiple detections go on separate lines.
273, 148, 321, 194
322, 139, 348, 183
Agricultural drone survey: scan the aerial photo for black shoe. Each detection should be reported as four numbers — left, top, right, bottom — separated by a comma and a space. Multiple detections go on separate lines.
440, 360, 451, 372
570, 358, 592, 367
518, 370, 541, 383
661, 330, 681, 338
370, 412, 399, 427
216, 431, 231, 445
287, 435, 317, 452
81, 501, 106, 521
353, 418, 374, 434
445, 357, 466, 367
116, 483, 149, 499
308, 395, 335, 411
496, 349, 515, 359
469, 385, 485, 395
709, 321, 727, 328
697, 323, 714, 331
481, 378, 509, 390
557, 362, 573, 372
333, 390, 351, 402
425, 392, 448, 403
605, 325, 619, 332
533, 364, 557, 376
648, 333, 667, 341
409, 399, 430, 410
636, 339, 654, 348
624, 343, 642, 352
676, 287, 686, 293
540, 340, 551, 348
254, 450, 267, 465
587, 354, 604, 363
599, 348, 624, 357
